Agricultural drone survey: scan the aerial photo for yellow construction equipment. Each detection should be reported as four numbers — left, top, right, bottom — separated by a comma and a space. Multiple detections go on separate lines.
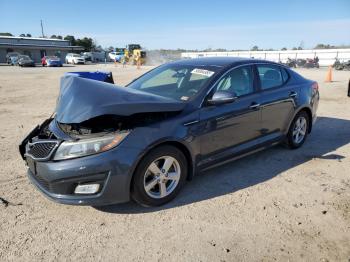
124, 44, 146, 65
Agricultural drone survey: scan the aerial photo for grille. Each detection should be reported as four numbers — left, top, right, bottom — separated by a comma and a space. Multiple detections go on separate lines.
27, 141, 58, 159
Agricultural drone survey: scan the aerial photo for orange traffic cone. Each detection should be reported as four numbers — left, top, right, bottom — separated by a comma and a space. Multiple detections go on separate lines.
325, 66, 332, 82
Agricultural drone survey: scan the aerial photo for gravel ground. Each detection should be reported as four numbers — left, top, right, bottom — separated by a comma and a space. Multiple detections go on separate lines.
0, 63, 349, 261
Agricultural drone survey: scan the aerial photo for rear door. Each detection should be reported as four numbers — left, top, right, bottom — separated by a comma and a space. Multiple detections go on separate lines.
256, 64, 297, 137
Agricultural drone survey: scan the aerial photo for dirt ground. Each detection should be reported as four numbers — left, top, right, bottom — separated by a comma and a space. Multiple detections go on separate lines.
0, 63, 349, 262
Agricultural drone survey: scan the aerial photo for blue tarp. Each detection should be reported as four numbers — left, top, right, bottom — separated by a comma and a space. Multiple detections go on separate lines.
66, 71, 114, 83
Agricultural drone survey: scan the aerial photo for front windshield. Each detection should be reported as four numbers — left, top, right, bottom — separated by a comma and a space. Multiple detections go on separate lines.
47, 56, 58, 59
73, 54, 81, 57
127, 64, 218, 101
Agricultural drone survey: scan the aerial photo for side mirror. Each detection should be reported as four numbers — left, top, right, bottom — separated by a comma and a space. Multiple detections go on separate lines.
207, 91, 237, 105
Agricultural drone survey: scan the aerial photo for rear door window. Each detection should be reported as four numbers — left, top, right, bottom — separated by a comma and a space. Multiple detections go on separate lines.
257, 65, 287, 90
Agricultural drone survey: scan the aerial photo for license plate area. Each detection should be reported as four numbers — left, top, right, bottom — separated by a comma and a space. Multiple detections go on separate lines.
26, 157, 37, 175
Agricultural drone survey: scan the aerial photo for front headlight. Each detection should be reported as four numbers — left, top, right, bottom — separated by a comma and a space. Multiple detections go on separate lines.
53, 132, 129, 160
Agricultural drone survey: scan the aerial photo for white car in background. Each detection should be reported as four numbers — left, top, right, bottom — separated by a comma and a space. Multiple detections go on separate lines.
108, 51, 123, 62
65, 53, 85, 64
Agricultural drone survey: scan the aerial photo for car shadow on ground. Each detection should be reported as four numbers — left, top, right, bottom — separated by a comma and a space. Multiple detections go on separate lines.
95, 116, 350, 214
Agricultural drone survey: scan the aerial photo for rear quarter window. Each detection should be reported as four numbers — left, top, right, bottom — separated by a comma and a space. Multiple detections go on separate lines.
257, 65, 289, 90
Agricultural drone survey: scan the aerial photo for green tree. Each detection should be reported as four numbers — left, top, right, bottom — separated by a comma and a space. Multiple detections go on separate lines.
64, 35, 76, 45
0, 32, 13, 36
76, 37, 95, 51
281, 47, 287, 51
314, 43, 334, 49
251, 45, 259, 51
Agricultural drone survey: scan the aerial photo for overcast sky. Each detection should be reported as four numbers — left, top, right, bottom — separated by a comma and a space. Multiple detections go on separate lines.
0, 0, 349, 50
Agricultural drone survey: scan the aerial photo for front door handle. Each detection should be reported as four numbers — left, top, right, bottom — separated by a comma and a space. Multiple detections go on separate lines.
289, 91, 297, 98
249, 102, 260, 110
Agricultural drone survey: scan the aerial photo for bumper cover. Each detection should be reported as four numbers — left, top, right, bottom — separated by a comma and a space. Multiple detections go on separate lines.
26, 146, 142, 206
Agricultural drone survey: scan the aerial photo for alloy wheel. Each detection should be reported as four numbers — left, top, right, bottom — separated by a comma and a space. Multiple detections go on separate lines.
143, 156, 181, 199
293, 116, 307, 144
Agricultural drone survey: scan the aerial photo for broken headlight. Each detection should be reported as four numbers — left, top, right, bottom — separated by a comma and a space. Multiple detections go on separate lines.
53, 132, 129, 160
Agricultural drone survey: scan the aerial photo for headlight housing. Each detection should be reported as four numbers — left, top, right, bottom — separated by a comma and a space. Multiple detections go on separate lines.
53, 132, 129, 160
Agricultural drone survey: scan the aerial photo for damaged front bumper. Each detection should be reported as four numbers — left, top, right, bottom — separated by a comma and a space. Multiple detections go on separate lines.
20, 119, 141, 206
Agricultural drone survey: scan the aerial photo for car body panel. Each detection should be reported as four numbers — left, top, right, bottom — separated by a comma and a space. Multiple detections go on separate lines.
55, 75, 186, 124
198, 93, 262, 163
19, 57, 319, 205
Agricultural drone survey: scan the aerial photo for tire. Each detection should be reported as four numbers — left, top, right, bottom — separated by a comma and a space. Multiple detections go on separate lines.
131, 145, 188, 207
286, 111, 309, 149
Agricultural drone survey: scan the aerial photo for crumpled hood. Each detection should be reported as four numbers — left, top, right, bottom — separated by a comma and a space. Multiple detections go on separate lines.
55, 74, 185, 124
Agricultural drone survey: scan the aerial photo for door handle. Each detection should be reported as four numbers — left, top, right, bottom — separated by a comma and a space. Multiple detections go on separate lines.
249, 103, 260, 110
289, 91, 297, 98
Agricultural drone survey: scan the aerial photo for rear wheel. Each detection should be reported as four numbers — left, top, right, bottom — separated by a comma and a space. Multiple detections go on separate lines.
131, 145, 187, 207
286, 111, 309, 149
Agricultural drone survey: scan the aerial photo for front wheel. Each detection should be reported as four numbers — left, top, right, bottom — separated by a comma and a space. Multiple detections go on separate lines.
131, 145, 188, 207
286, 111, 309, 149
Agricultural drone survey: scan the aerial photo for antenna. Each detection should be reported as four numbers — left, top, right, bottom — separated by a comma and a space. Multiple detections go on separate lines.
40, 20, 45, 38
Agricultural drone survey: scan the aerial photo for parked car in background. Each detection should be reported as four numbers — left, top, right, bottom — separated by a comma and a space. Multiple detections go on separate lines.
82, 52, 92, 62
82, 51, 106, 63
65, 53, 85, 64
6, 52, 20, 64
17, 55, 35, 67
41, 56, 63, 67
19, 57, 319, 207
108, 51, 123, 62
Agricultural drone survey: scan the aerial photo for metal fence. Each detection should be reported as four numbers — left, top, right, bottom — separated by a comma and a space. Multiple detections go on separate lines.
181, 49, 350, 66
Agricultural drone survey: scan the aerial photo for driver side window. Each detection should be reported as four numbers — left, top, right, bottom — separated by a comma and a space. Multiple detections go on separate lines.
216, 66, 254, 97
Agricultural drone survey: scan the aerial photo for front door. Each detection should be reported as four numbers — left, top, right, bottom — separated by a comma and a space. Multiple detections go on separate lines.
199, 65, 262, 166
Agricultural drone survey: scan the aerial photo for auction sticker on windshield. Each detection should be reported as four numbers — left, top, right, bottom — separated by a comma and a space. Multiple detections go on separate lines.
191, 68, 215, 78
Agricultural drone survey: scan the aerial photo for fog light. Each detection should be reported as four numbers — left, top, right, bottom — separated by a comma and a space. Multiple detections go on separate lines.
74, 184, 100, 194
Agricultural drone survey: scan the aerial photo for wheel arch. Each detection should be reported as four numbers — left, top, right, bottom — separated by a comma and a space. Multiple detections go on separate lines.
129, 139, 195, 193
288, 106, 313, 134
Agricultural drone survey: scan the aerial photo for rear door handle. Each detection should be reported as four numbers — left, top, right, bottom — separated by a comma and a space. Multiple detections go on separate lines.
249, 102, 260, 110
289, 91, 297, 98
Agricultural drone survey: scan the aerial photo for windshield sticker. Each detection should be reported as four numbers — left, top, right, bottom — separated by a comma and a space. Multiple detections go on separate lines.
191, 68, 215, 78
181, 96, 189, 101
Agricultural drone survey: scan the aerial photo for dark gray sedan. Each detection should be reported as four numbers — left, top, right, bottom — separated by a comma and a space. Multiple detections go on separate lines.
17, 55, 35, 67
19, 57, 319, 206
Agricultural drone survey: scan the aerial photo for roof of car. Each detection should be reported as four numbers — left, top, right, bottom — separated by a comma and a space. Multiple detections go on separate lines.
173, 57, 273, 67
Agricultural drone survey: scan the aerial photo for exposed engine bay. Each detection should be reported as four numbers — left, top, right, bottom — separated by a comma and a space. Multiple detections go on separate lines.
57, 112, 178, 138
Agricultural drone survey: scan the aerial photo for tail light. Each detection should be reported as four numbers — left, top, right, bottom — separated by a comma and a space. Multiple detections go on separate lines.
312, 82, 319, 92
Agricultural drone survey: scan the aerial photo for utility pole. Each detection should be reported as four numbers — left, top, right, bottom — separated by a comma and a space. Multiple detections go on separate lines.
40, 20, 45, 38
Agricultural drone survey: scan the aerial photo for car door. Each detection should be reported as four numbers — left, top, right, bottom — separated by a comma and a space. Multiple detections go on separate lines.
256, 64, 298, 137
198, 65, 262, 165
